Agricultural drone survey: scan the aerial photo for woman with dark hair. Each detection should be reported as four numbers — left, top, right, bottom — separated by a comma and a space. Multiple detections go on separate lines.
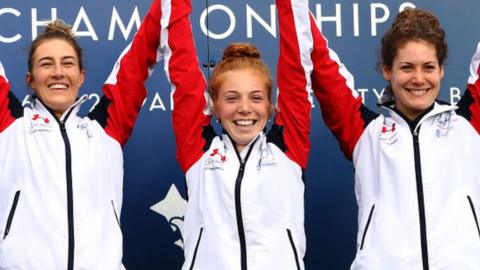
277, 0, 480, 269
0, 0, 171, 268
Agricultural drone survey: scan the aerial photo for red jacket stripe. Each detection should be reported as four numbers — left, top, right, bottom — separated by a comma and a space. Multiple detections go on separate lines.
275, 0, 314, 169
309, 13, 370, 160
99, 0, 164, 146
166, 0, 209, 172
0, 63, 21, 133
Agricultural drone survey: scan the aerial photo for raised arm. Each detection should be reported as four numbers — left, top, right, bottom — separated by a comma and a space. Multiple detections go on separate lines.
274, 0, 314, 169
0, 62, 22, 133
276, 0, 377, 160
164, 0, 210, 172
457, 42, 480, 134
89, 0, 180, 146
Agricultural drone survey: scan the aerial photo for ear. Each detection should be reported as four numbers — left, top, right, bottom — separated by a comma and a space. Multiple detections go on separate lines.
79, 69, 86, 87
439, 65, 445, 79
382, 65, 392, 81
25, 72, 33, 88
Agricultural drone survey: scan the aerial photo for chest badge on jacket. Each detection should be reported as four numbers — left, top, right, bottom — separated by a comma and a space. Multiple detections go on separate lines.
28, 113, 52, 133
257, 146, 277, 169
205, 148, 226, 170
379, 121, 398, 145
434, 112, 454, 137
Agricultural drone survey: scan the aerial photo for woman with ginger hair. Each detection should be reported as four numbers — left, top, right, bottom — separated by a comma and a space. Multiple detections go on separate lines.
157, 0, 314, 268
276, 0, 480, 268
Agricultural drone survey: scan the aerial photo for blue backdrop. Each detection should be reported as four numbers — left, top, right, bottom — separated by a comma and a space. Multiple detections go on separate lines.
1, 0, 479, 269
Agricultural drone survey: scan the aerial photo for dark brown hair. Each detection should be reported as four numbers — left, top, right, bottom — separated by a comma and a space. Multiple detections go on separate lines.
28, 19, 83, 72
208, 43, 272, 102
380, 7, 447, 70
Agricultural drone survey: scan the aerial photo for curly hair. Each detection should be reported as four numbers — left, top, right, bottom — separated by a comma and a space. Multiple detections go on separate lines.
380, 7, 447, 70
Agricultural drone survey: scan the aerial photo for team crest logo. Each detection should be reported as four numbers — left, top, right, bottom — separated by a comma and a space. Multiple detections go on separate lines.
28, 113, 52, 133
257, 146, 277, 169
77, 120, 93, 139
205, 148, 226, 170
151, 184, 187, 248
434, 112, 454, 137
379, 120, 398, 145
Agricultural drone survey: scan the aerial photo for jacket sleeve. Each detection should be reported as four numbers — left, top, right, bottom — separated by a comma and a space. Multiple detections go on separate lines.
165, 0, 211, 172
280, 0, 377, 160
89, 0, 173, 146
273, 0, 314, 169
457, 42, 480, 134
0, 61, 23, 133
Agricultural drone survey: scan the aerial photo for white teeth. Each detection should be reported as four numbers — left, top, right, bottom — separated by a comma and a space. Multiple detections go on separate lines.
49, 83, 68, 90
235, 120, 254, 126
407, 88, 427, 96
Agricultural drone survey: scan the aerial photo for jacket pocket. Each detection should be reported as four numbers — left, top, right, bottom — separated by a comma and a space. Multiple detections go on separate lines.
360, 204, 375, 250
467, 196, 480, 239
3, 191, 21, 240
111, 200, 121, 229
286, 229, 301, 270
189, 227, 203, 270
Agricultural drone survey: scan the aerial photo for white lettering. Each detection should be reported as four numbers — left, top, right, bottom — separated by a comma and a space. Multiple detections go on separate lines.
373, 88, 385, 103
450, 87, 461, 105
246, 4, 276, 38
357, 88, 368, 104
353, 4, 360, 37
399, 2, 416, 12
0, 8, 21, 43
72, 7, 98, 41
108, 6, 141, 41
88, 93, 101, 112
149, 92, 167, 111
200, 5, 235, 40
371, 3, 389, 36
31, 8, 58, 40
315, 4, 342, 36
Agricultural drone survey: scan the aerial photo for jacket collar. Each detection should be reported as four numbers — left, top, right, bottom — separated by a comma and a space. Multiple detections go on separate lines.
28, 94, 88, 124
380, 100, 457, 132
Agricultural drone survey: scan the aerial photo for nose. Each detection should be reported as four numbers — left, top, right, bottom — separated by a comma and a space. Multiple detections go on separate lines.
411, 69, 426, 84
238, 99, 251, 114
51, 63, 65, 78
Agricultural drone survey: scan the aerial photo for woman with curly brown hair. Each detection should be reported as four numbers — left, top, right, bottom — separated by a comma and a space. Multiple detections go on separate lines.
277, 0, 480, 268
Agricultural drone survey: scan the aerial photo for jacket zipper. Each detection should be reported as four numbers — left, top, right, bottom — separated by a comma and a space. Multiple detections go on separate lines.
3, 190, 21, 240
189, 227, 204, 270
286, 229, 301, 270
360, 204, 375, 250
467, 196, 480, 239
60, 120, 75, 270
412, 129, 429, 270
233, 137, 259, 270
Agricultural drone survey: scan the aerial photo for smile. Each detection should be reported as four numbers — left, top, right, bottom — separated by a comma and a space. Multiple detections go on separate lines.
234, 119, 256, 127
48, 83, 68, 90
406, 88, 429, 97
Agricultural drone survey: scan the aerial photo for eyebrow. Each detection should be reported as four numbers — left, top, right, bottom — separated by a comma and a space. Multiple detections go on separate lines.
37, 55, 76, 62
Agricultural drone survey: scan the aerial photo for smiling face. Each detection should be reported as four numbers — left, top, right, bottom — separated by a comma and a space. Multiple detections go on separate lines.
26, 38, 85, 118
383, 40, 444, 120
213, 69, 272, 152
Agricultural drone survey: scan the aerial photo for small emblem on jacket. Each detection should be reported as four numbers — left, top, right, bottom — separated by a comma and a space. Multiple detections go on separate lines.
257, 147, 277, 169
77, 121, 93, 139
28, 114, 52, 133
379, 121, 398, 145
205, 148, 226, 170
434, 113, 454, 137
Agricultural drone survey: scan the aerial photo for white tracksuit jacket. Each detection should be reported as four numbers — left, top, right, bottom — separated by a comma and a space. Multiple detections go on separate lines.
161, 0, 314, 269
277, 0, 480, 269
0, 0, 166, 268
